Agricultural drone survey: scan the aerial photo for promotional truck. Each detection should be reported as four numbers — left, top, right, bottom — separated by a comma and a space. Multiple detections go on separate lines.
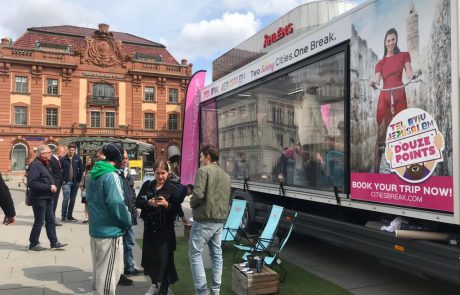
182, 0, 460, 283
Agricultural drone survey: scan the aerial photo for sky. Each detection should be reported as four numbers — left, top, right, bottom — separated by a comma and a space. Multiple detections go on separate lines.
0, 0, 364, 84
352, 0, 436, 59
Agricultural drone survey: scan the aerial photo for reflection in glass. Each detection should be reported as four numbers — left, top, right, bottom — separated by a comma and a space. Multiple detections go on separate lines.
200, 100, 218, 147
203, 52, 346, 192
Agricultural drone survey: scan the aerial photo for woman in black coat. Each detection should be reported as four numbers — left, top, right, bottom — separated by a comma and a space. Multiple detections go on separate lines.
136, 160, 180, 295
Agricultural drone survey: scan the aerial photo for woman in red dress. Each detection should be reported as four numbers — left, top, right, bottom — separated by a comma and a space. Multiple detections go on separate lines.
371, 28, 413, 173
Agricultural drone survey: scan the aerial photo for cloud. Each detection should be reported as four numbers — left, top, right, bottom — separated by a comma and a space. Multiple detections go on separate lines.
169, 12, 261, 61
221, 0, 308, 16
0, 0, 104, 39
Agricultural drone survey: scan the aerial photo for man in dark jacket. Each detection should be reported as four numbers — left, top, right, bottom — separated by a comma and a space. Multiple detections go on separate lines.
49, 145, 66, 226
60, 143, 84, 222
27, 145, 67, 251
0, 172, 15, 225
118, 150, 142, 286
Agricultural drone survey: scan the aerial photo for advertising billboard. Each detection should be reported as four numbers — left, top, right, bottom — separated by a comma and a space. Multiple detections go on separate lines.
350, 0, 453, 212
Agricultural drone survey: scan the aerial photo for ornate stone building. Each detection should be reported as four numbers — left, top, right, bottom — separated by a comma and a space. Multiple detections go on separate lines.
0, 23, 192, 176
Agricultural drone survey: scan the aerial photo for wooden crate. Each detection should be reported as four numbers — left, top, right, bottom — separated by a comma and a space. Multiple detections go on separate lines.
184, 224, 192, 240
232, 264, 279, 295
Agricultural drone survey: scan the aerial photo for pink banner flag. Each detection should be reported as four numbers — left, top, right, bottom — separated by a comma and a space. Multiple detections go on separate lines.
180, 70, 206, 185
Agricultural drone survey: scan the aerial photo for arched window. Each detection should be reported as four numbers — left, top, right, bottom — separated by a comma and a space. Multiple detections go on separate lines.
11, 143, 28, 171
93, 84, 115, 98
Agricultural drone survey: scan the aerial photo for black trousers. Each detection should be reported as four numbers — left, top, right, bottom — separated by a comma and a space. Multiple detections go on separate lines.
52, 186, 61, 217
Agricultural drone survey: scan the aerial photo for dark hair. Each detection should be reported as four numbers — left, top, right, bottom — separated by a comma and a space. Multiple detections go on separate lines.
85, 157, 95, 170
201, 144, 219, 162
153, 160, 170, 172
186, 184, 194, 190
68, 143, 77, 150
383, 28, 400, 57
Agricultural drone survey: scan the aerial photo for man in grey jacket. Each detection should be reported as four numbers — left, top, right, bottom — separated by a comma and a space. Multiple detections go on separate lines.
189, 144, 230, 295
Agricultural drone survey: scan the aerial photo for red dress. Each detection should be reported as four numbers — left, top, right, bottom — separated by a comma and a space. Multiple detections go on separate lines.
375, 52, 411, 127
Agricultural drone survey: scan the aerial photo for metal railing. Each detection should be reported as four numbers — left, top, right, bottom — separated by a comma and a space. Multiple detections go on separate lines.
87, 95, 119, 106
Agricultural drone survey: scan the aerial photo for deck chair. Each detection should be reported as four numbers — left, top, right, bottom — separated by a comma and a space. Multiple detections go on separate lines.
221, 199, 247, 245
233, 205, 284, 259
242, 212, 297, 282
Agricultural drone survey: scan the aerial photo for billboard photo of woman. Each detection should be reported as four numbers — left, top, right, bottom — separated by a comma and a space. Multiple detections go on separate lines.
349, 0, 453, 212
370, 28, 417, 173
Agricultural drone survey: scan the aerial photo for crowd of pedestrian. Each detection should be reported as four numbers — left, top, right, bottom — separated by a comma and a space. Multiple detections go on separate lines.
0, 142, 230, 295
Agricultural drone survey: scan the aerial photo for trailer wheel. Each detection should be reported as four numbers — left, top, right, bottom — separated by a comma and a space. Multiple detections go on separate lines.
231, 189, 256, 234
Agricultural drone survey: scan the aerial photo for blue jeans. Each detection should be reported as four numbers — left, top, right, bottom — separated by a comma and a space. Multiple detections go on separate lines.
29, 198, 58, 247
123, 226, 135, 272
61, 181, 79, 218
189, 221, 223, 295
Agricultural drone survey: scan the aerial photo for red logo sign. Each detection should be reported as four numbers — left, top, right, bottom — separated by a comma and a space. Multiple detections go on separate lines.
263, 23, 294, 48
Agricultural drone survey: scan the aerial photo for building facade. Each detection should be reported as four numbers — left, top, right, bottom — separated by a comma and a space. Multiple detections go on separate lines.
0, 23, 192, 176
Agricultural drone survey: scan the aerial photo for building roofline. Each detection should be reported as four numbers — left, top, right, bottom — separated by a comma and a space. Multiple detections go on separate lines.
27, 26, 166, 48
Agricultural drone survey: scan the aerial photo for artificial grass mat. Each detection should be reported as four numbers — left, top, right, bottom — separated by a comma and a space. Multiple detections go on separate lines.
138, 238, 351, 295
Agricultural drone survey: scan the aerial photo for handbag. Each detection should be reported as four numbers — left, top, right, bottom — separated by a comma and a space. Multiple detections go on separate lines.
25, 186, 32, 206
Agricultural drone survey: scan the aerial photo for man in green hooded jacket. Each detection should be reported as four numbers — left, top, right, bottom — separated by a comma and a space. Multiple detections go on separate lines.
87, 143, 131, 295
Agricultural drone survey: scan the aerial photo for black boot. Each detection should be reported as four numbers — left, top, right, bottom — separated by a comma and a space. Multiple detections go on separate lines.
118, 274, 133, 286
159, 281, 169, 295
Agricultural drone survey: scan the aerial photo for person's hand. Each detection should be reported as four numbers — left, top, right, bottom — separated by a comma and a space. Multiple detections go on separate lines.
3, 216, 15, 225
155, 196, 169, 208
412, 70, 422, 80
148, 198, 159, 207
181, 216, 188, 225
51, 185, 57, 193
369, 81, 377, 90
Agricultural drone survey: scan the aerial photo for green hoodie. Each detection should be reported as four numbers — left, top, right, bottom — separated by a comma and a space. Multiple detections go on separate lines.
86, 160, 131, 238
91, 161, 118, 179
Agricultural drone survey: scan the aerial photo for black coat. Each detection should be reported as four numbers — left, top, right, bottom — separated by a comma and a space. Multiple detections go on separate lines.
119, 169, 138, 225
27, 158, 55, 199
49, 156, 63, 188
0, 172, 15, 217
136, 180, 180, 283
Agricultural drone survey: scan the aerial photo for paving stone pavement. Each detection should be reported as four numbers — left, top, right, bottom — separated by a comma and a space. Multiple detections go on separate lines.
0, 184, 190, 295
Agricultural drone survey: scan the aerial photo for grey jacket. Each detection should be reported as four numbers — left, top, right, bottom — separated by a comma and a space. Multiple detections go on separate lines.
190, 162, 231, 222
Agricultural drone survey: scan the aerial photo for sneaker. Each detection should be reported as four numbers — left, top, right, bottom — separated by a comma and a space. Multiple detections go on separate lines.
124, 268, 143, 276
51, 242, 68, 250
117, 274, 133, 286
67, 217, 78, 222
83, 220, 89, 224
54, 222, 63, 226
144, 284, 156, 295
61, 217, 67, 222
28, 244, 47, 251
